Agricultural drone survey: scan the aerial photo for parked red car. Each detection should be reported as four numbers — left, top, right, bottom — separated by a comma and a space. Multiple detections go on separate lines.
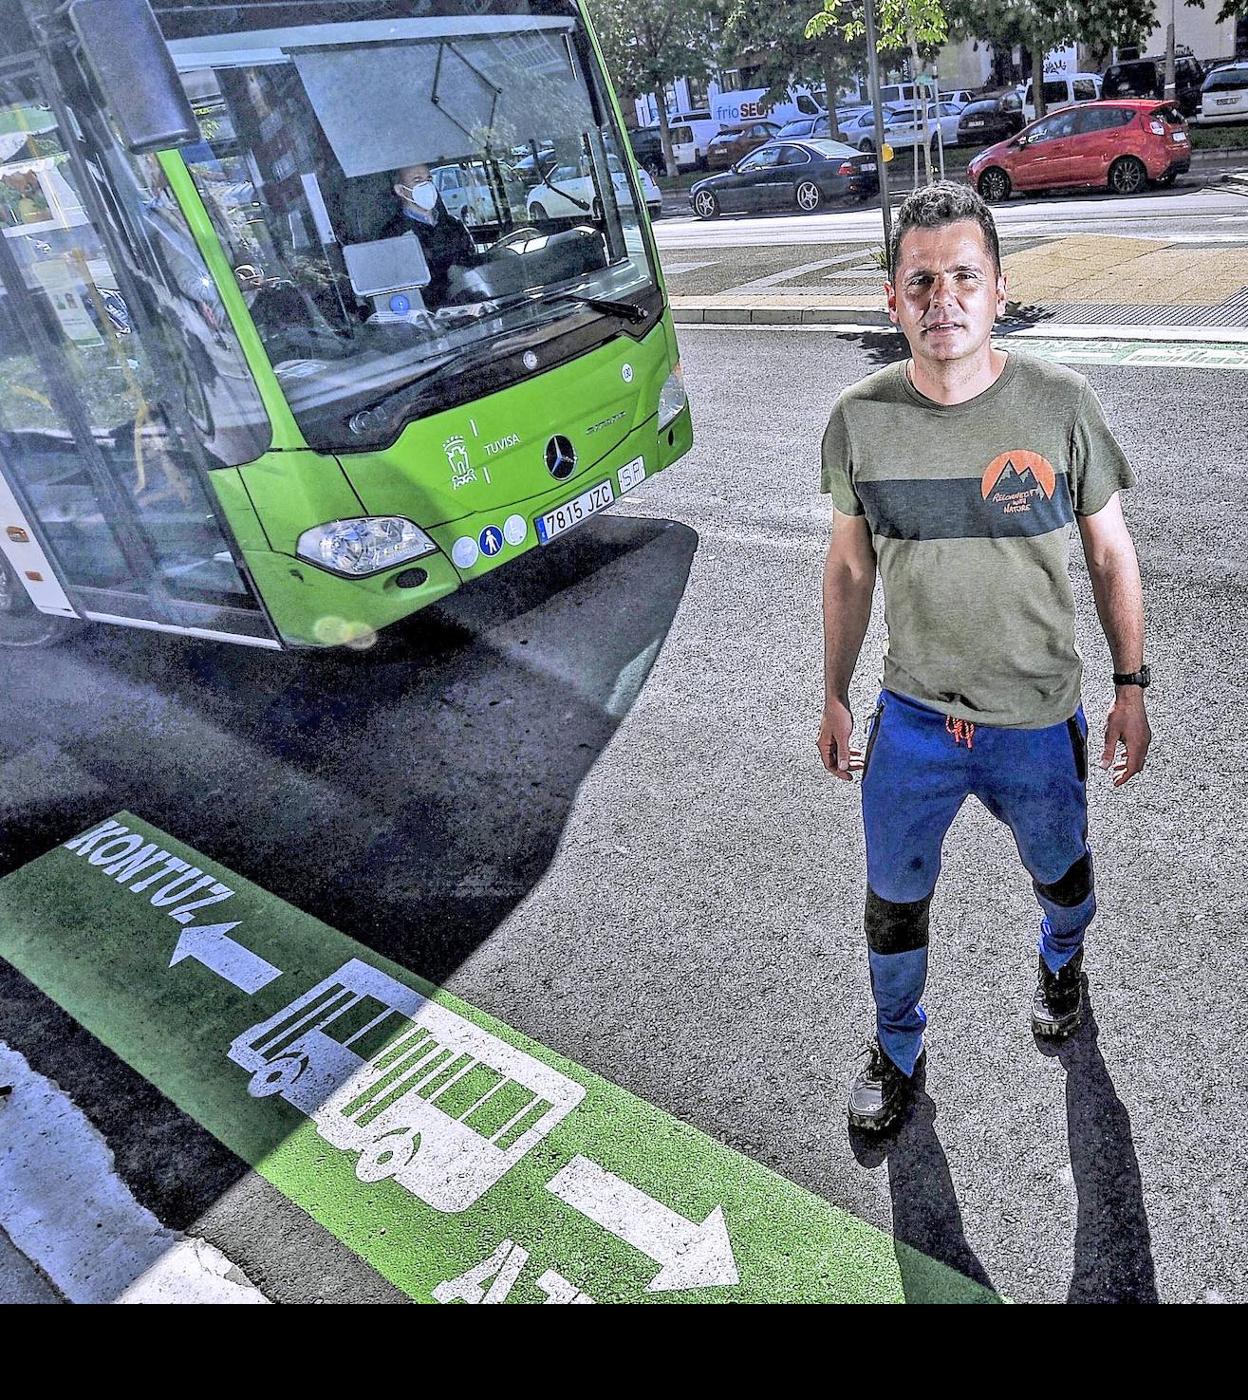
966, 100, 1190, 201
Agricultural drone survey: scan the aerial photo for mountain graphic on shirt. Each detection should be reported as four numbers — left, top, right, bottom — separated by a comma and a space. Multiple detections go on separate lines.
981, 449, 1057, 502
994, 459, 1034, 491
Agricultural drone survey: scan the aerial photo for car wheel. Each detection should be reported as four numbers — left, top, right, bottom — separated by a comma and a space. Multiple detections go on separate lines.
591, 196, 602, 220
693, 188, 720, 220
648, 203, 663, 220
1156, 170, 1177, 188
858, 138, 875, 154
644, 158, 662, 179
0, 552, 76, 648
1109, 156, 1147, 195
977, 167, 1011, 203
795, 179, 823, 213
529, 201, 548, 220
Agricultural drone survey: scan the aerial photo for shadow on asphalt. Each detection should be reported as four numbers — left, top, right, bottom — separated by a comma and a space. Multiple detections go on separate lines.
0, 514, 697, 1258
1042, 998, 1159, 1304
851, 1070, 1002, 1304
845, 990, 1157, 1304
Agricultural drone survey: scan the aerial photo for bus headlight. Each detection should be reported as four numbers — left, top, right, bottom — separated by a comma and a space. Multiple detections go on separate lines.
657, 362, 686, 430
297, 517, 437, 576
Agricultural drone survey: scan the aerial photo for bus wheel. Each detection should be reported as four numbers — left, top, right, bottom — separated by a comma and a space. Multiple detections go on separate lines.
693, 189, 720, 219
0, 553, 77, 648
357, 1128, 421, 1184
248, 1053, 308, 1098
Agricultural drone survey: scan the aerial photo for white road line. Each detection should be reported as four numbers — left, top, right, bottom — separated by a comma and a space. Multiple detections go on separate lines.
0, 1042, 270, 1304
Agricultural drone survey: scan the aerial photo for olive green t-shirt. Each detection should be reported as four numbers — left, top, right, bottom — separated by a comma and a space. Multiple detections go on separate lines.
821, 353, 1136, 729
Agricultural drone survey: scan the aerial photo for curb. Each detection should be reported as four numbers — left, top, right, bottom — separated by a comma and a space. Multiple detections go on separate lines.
672, 304, 891, 327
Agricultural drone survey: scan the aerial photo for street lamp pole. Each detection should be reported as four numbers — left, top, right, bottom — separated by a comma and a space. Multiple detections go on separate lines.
863, 0, 892, 249
1165, 0, 1177, 101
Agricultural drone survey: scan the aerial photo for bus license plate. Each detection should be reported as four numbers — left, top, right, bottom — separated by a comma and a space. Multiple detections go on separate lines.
536, 479, 615, 544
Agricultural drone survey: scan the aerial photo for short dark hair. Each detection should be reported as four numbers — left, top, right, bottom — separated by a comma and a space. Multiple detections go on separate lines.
888, 181, 1001, 282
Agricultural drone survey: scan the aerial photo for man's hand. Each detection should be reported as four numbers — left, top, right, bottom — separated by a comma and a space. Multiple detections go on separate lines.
817, 698, 864, 781
1101, 690, 1151, 787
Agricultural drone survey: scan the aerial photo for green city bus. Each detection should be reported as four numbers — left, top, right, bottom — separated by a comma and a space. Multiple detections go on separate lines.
0, 0, 691, 650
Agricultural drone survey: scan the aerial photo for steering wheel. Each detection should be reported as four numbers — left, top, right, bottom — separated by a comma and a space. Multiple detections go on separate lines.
493, 225, 543, 251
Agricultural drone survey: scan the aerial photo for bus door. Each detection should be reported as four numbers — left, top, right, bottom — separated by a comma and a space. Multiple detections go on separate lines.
0, 58, 276, 646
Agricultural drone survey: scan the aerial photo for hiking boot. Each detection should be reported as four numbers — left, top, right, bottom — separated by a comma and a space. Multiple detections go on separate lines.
846, 1037, 924, 1133
1032, 948, 1085, 1040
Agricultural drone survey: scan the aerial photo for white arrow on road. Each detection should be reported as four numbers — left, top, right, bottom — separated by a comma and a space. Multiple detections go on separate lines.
546, 1154, 738, 1293
169, 923, 282, 994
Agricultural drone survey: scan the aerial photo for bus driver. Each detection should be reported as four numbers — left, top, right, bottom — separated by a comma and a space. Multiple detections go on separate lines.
380, 162, 480, 309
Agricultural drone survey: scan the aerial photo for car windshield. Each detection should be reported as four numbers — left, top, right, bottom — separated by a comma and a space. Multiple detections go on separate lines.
1204, 67, 1248, 91
157, 0, 656, 451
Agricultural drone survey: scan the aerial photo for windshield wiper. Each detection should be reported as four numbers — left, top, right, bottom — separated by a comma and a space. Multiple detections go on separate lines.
550, 291, 647, 324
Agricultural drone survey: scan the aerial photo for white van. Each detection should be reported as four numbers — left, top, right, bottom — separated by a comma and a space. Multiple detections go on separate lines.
711, 86, 822, 129
1017, 72, 1101, 121
666, 109, 721, 165
666, 122, 700, 171
1196, 63, 1248, 126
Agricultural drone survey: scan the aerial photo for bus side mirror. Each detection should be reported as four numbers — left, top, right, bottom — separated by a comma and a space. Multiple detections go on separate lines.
70, 0, 199, 153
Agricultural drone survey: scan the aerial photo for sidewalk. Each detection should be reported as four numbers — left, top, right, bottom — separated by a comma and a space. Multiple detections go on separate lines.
666, 228, 1248, 332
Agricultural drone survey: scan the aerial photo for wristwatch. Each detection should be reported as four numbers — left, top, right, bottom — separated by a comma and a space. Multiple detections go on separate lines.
1112, 664, 1151, 689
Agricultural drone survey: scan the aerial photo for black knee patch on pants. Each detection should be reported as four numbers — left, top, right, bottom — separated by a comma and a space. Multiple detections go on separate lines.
865, 887, 932, 955
1033, 851, 1094, 908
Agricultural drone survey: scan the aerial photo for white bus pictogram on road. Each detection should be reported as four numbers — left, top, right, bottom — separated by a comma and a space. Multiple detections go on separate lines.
228, 959, 585, 1212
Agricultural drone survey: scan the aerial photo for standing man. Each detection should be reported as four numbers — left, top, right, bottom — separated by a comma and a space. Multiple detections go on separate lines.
818, 183, 1151, 1134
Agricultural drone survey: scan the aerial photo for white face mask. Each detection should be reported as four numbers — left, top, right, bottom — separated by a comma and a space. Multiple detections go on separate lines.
402, 179, 438, 212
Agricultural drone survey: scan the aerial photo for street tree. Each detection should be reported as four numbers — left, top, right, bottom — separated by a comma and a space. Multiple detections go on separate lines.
942, 1, 1158, 119
586, 0, 724, 175
808, 0, 949, 180
723, 0, 861, 138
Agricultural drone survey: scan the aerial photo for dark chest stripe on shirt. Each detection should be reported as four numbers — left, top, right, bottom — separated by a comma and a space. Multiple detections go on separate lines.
857, 474, 1074, 541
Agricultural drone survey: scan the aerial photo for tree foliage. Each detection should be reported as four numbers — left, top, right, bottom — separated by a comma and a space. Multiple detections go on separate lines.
723, 0, 861, 131
941, 1, 1160, 114
585, 0, 724, 172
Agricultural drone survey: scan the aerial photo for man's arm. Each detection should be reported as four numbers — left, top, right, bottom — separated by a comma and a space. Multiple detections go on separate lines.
818, 510, 877, 781
1077, 493, 1151, 787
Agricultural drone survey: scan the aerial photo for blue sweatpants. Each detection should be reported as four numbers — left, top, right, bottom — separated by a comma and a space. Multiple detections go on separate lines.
860, 689, 1095, 1076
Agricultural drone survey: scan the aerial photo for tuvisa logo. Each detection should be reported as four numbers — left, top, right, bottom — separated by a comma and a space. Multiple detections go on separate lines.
484, 433, 521, 457
981, 450, 1056, 515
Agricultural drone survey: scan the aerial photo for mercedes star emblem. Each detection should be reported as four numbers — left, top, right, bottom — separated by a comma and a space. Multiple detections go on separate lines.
545, 435, 577, 481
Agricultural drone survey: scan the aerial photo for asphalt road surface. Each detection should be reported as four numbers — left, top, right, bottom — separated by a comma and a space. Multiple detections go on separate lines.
658, 182, 1248, 246
1, 327, 1244, 1302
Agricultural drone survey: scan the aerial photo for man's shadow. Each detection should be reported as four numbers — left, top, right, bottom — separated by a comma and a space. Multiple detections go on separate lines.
851, 1067, 1001, 1304
850, 989, 1157, 1303
1044, 995, 1159, 1303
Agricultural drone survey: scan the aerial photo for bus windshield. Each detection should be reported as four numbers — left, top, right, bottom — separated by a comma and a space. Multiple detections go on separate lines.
157, 1, 657, 451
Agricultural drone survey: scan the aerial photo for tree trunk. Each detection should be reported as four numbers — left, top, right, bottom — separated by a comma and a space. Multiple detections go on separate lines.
1031, 44, 1048, 120
656, 103, 676, 179
908, 29, 931, 185
820, 40, 842, 141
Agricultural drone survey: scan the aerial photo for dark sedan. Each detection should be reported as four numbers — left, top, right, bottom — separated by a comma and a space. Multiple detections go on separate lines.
956, 90, 1026, 147
690, 139, 878, 218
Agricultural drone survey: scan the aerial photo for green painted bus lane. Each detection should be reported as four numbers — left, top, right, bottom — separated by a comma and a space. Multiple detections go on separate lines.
0, 813, 1001, 1304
